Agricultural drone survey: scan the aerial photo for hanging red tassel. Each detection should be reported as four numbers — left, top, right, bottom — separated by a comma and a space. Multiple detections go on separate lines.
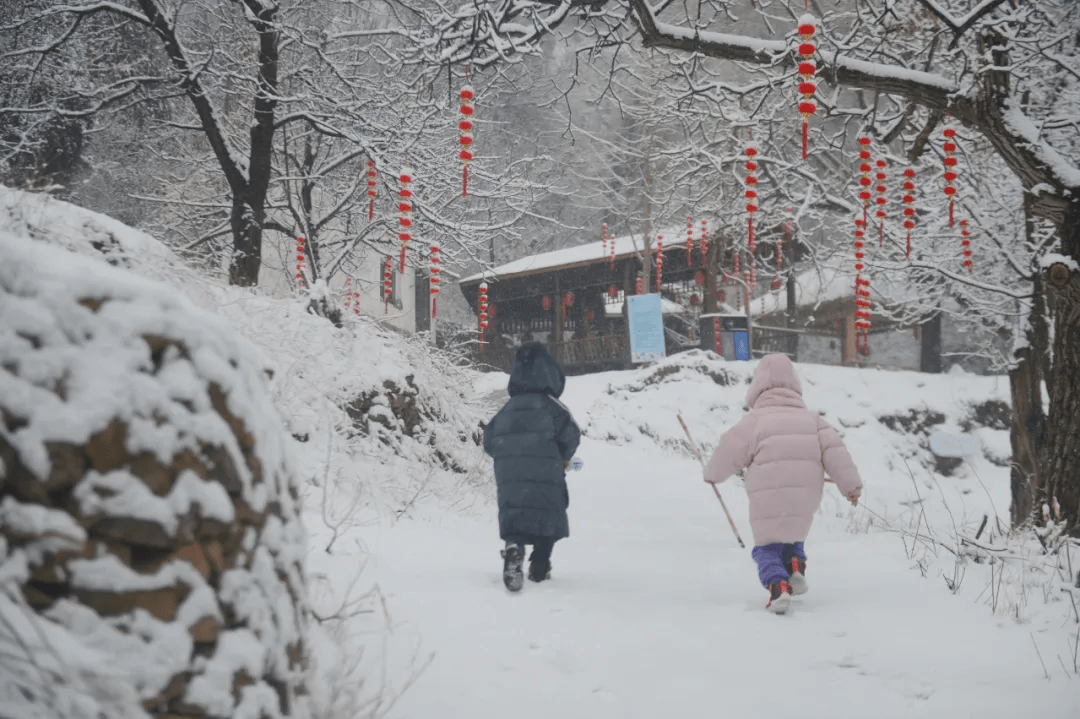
609, 224, 616, 272
398, 166, 413, 273
796, 14, 817, 160
902, 168, 916, 259
459, 85, 475, 197
943, 125, 959, 228
734, 249, 742, 312
875, 157, 887, 248
366, 161, 377, 221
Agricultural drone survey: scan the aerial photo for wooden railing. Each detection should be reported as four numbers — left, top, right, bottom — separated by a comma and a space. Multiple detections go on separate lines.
475, 333, 629, 374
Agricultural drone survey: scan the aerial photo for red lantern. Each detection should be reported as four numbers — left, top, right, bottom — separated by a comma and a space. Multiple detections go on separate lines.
771, 276, 784, 291
585, 309, 594, 325
366, 160, 377, 221
717, 289, 727, 304
383, 255, 393, 314
541, 295, 552, 311
689, 293, 701, 308
430, 241, 441, 318
960, 219, 973, 272
477, 281, 488, 345
875, 158, 887, 248
459, 85, 475, 197
295, 236, 306, 290
398, 166, 414, 272
796, 14, 818, 160
694, 271, 705, 286
902, 168, 916, 259
686, 215, 694, 266
655, 234, 664, 290
856, 136, 873, 226
608, 284, 619, 299
699, 218, 708, 267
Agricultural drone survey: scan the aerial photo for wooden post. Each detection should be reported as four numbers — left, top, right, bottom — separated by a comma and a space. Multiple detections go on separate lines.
842, 310, 857, 366
554, 273, 564, 344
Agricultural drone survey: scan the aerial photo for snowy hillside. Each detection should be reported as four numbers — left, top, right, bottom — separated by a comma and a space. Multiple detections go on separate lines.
2, 187, 1078, 718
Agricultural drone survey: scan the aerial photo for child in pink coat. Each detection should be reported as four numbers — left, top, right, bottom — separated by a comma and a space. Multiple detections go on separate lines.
704, 354, 863, 614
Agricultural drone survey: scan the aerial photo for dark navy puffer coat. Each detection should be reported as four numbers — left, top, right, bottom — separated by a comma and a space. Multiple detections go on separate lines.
483, 342, 581, 541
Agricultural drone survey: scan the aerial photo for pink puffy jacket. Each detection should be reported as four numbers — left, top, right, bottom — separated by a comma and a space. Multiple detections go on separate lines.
704, 354, 863, 546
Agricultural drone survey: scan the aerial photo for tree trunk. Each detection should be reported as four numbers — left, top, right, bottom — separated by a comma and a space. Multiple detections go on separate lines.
228, 197, 263, 287
919, 312, 942, 373
1009, 344, 1044, 526
1041, 200, 1080, 535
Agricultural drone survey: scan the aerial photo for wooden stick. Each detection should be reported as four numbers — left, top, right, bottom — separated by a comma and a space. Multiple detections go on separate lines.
677, 414, 746, 549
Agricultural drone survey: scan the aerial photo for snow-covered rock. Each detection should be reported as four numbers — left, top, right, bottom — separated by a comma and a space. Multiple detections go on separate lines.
0, 228, 310, 719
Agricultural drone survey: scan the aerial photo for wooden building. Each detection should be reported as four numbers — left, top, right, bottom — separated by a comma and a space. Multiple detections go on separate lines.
459, 228, 733, 374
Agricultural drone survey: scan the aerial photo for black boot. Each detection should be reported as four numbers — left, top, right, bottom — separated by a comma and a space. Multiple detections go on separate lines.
501, 542, 524, 592
528, 559, 551, 583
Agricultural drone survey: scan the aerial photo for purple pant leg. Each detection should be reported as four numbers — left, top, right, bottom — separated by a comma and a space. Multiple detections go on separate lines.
751, 543, 789, 586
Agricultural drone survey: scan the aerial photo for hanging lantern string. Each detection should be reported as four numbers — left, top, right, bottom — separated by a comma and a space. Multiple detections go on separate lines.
943, 124, 959, 228
352, 276, 360, 316
477, 281, 489, 345
902, 167, 917, 259
857, 136, 873, 227
398, 166, 414, 273
699, 218, 708, 267
459, 77, 475, 198
960, 219, 973, 273
609, 223, 616, 272
295, 236, 305, 291
366, 160, 376, 221
430, 234, 441, 319
383, 254, 393, 314
875, 155, 888, 248
686, 215, 694, 267
796, 14, 817, 161
745, 142, 760, 292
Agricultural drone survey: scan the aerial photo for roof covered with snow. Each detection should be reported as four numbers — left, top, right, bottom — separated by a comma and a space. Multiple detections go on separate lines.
460, 225, 697, 285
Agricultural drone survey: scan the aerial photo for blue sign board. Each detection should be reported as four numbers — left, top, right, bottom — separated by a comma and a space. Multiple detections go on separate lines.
733, 331, 750, 360
627, 293, 666, 363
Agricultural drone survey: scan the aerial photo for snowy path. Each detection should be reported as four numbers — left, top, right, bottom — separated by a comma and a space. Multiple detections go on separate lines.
364, 435, 1078, 719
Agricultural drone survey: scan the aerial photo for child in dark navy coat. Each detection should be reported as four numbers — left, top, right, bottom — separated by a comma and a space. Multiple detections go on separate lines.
483, 342, 581, 591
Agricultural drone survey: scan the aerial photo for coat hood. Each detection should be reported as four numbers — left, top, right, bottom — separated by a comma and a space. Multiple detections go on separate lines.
746, 353, 803, 408
508, 342, 566, 397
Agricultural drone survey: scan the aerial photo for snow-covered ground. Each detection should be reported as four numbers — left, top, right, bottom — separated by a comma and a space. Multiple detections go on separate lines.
325, 357, 1080, 719
3, 187, 1078, 718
